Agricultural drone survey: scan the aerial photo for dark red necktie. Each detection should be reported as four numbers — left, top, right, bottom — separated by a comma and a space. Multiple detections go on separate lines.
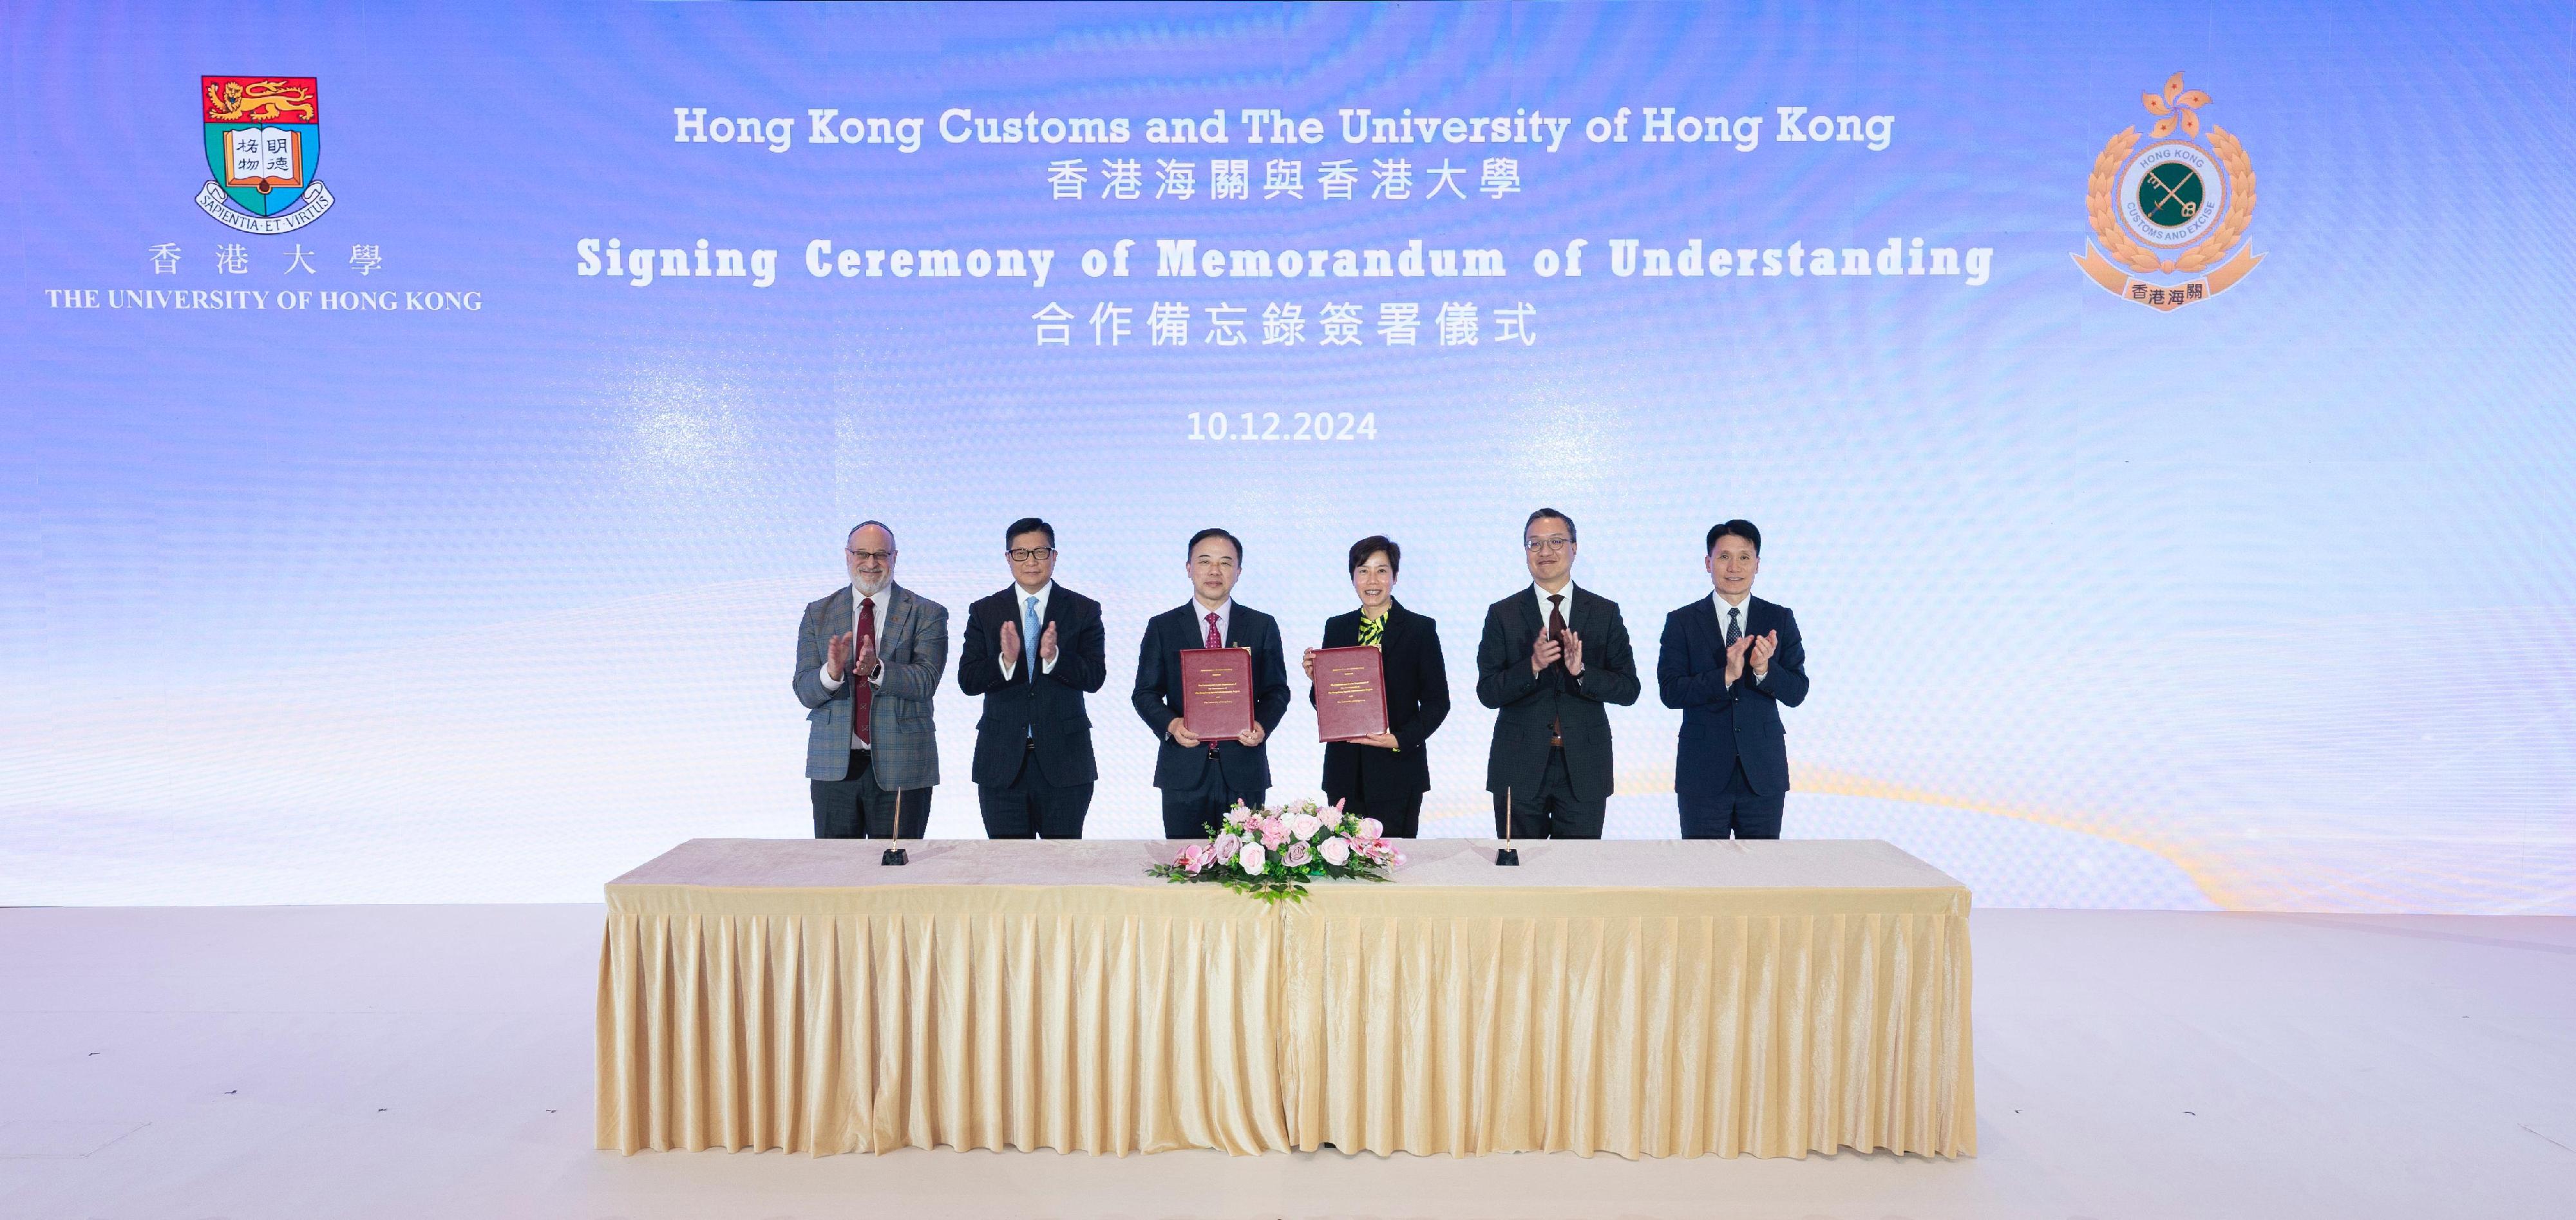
851, 595, 876, 749
1546, 594, 1566, 746
1202, 612, 1222, 755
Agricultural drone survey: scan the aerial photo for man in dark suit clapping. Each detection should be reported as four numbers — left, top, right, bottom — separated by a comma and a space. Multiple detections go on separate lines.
1132, 528, 1292, 838
1303, 535, 1450, 838
1657, 520, 1809, 839
1475, 509, 1640, 839
957, 518, 1107, 838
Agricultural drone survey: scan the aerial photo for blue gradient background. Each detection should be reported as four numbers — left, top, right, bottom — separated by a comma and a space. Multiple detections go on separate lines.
6, 2, 2573, 910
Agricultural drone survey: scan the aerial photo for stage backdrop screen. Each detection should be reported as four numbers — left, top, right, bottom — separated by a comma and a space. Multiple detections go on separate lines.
8, 2, 2573, 912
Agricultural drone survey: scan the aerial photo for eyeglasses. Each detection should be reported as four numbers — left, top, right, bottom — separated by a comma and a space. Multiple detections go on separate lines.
1007, 547, 1056, 563
844, 549, 894, 563
1524, 537, 1572, 554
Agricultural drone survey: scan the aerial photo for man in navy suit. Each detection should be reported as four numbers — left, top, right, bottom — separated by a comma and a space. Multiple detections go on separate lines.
1132, 527, 1292, 838
1657, 519, 1810, 839
957, 518, 1106, 838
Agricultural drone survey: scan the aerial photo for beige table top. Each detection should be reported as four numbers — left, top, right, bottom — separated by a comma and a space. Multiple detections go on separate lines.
608, 838, 1969, 916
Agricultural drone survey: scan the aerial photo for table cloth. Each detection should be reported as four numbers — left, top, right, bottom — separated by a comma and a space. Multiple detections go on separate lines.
597, 838, 1973, 1158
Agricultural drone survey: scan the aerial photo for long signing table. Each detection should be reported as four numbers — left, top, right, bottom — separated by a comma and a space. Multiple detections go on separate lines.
598, 838, 1975, 1159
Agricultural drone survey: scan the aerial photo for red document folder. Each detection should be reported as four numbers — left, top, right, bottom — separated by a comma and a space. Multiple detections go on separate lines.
1179, 647, 1255, 740
1312, 646, 1388, 742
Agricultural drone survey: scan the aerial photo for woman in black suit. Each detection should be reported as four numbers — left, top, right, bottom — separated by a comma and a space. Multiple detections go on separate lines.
1302, 536, 1450, 837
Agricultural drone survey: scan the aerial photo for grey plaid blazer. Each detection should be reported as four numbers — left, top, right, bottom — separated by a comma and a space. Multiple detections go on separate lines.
794, 581, 949, 788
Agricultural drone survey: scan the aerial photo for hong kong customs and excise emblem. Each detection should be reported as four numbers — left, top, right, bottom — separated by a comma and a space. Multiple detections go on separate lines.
2073, 73, 2262, 311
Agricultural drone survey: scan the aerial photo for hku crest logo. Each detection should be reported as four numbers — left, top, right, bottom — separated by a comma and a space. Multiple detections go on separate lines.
196, 75, 335, 234
2074, 73, 2262, 311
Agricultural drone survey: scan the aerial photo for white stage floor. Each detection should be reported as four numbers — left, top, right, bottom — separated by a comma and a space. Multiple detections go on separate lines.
2, 905, 2570, 1219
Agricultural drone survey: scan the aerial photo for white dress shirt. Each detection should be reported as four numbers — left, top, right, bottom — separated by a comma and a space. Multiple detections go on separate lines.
1529, 580, 1577, 630
997, 581, 1059, 679
1191, 596, 1234, 647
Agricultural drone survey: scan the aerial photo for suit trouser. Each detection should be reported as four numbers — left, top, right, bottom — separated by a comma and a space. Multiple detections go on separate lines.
1678, 758, 1785, 840
978, 740, 1094, 839
1160, 752, 1264, 839
1491, 746, 1604, 840
1329, 787, 1425, 839
811, 749, 933, 840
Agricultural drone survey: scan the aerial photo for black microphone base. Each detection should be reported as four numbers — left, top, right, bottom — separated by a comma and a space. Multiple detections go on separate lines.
880, 847, 909, 866
1494, 847, 1520, 867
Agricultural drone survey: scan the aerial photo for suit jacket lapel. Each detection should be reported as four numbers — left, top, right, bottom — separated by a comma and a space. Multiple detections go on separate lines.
829, 585, 853, 634
1687, 595, 1717, 665
1566, 590, 1607, 669
1516, 592, 1555, 690
878, 585, 910, 654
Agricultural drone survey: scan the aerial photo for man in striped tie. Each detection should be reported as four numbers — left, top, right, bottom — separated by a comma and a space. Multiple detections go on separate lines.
958, 518, 1107, 838
1131, 528, 1292, 838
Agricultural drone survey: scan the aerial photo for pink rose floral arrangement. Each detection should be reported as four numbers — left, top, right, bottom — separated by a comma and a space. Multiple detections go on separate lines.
1149, 798, 1405, 901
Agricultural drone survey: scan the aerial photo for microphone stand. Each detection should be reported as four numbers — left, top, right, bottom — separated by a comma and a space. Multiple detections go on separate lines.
882, 787, 909, 866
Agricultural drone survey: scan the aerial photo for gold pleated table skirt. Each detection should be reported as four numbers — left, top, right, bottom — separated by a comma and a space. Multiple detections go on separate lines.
598, 838, 1973, 1159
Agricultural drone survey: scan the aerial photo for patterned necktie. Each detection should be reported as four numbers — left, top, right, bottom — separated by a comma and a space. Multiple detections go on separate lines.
1356, 612, 1384, 648
1202, 612, 1223, 756
1023, 596, 1042, 679
851, 595, 876, 749
1726, 605, 1742, 648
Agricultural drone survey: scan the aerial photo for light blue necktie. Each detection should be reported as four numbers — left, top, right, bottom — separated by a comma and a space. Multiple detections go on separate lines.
1023, 596, 1042, 736
1023, 596, 1043, 674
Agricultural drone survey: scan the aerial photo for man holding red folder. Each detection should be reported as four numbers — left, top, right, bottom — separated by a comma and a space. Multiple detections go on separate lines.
1132, 527, 1291, 838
